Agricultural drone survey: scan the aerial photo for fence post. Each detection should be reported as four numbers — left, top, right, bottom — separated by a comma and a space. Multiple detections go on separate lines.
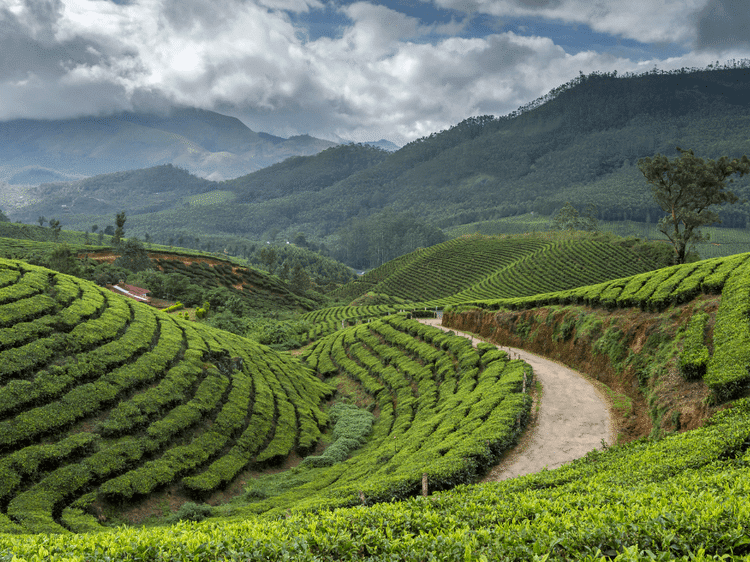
422, 473, 428, 497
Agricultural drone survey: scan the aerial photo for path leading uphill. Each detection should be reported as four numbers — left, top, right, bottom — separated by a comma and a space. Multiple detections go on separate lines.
418, 319, 614, 481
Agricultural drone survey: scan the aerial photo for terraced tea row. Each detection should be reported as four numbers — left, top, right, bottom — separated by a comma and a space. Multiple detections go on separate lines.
7, 397, 750, 560
330, 250, 428, 302
332, 234, 665, 308
300, 305, 408, 342
456, 253, 749, 313
359, 236, 553, 303
231, 314, 531, 515
0, 258, 331, 534
435, 239, 664, 306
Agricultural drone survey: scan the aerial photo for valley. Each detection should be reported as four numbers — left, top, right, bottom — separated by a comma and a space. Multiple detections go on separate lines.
3, 65, 750, 560
1, 225, 749, 559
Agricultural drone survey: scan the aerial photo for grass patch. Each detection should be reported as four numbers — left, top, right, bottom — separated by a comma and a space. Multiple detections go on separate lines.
183, 191, 236, 207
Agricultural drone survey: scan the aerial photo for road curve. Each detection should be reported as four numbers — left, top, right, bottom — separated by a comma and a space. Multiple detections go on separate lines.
418, 319, 614, 480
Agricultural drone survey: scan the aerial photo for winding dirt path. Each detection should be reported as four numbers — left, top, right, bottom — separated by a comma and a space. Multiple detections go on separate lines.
418, 319, 614, 481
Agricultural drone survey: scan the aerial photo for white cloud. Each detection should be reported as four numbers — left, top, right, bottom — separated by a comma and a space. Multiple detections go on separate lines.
428, 0, 710, 45
0, 0, 747, 147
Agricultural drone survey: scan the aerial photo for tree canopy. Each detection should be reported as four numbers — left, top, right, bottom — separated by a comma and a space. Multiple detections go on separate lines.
638, 148, 750, 264
549, 202, 599, 232
113, 237, 152, 273
113, 211, 126, 246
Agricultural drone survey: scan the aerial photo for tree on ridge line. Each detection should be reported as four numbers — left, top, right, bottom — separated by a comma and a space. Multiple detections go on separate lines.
638, 147, 750, 264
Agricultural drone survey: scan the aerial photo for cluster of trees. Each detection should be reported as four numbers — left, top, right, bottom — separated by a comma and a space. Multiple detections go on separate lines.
334, 209, 447, 270
250, 240, 355, 290
549, 203, 599, 232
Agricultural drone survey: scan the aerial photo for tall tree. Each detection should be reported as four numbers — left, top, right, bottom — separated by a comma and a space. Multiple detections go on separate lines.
638, 148, 750, 264
113, 211, 126, 246
49, 244, 81, 276
260, 246, 278, 274
48, 218, 62, 242
291, 261, 310, 293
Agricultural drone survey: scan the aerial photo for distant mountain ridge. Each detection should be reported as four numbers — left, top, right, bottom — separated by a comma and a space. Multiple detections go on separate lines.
8, 65, 750, 269
0, 107, 337, 184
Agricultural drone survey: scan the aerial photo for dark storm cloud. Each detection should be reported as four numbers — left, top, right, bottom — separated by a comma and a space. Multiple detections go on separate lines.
695, 0, 750, 51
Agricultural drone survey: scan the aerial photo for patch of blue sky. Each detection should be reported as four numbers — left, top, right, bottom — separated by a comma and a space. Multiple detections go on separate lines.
492, 16, 690, 60
288, 0, 465, 42
290, 1, 689, 62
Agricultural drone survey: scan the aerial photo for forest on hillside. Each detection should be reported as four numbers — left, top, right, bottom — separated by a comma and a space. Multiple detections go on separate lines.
9, 64, 750, 269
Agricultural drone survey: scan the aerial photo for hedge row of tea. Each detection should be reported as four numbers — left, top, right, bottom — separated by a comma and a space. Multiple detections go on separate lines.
434, 239, 665, 306
231, 315, 530, 516
300, 306, 446, 347
0, 258, 331, 534
456, 252, 750, 313
362, 237, 552, 303
0, 236, 104, 263
4, 398, 750, 560
705, 258, 750, 402
333, 235, 664, 307
329, 250, 428, 302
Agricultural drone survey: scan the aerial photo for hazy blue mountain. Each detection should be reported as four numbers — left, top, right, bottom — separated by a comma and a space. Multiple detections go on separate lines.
0, 108, 337, 184
365, 139, 400, 151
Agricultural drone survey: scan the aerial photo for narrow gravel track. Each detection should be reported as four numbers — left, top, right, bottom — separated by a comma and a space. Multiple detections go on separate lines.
418, 319, 614, 481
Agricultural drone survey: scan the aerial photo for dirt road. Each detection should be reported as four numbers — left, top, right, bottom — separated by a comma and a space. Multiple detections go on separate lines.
418, 319, 614, 481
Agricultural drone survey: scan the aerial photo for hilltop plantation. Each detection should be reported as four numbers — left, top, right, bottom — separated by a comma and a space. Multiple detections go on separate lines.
0, 221, 749, 560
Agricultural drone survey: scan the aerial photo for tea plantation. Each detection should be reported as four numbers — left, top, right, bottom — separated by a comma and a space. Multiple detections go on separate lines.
0, 258, 332, 534
3, 236, 750, 560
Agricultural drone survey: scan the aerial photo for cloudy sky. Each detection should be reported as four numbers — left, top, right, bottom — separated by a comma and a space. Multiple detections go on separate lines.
2, 0, 749, 145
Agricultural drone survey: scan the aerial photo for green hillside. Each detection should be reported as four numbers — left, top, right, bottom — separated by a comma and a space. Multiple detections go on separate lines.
4, 225, 750, 560
10, 66, 750, 269
0, 219, 356, 315
222, 315, 530, 518
4, 245, 750, 556
0, 257, 534, 534
5, 397, 750, 559
0, 258, 334, 533
330, 232, 671, 306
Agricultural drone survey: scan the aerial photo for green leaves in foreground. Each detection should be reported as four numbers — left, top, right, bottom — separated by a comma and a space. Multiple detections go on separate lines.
4, 399, 750, 560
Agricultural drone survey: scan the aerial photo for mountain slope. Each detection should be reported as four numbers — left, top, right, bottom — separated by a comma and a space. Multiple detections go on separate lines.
330, 233, 671, 305
0, 258, 332, 533
0, 108, 337, 184
9, 144, 389, 235
9, 66, 750, 265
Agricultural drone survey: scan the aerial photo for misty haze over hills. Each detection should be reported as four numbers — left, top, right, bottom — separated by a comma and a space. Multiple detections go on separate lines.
0, 108, 343, 184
